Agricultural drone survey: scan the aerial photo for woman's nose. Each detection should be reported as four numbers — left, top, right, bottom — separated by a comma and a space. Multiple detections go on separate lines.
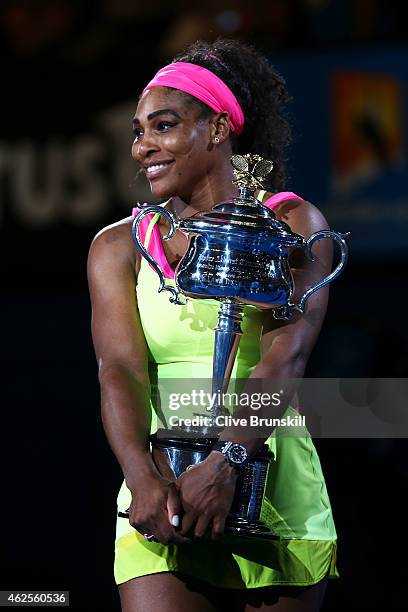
132, 132, 160, 161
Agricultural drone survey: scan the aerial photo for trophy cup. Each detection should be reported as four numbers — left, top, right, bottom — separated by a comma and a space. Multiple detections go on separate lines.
121, 154, 349, 539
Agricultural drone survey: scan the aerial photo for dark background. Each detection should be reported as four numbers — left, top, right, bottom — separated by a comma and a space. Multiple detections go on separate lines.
1, 1, 407, 610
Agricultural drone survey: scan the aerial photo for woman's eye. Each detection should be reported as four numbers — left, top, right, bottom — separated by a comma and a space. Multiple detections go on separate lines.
157, 121, 176, 131
132, 128, 143, 141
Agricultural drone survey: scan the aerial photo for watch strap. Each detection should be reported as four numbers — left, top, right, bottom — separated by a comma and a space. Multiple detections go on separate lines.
212, 440, 248, 468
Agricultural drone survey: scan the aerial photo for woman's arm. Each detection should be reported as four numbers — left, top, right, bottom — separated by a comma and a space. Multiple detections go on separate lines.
87, 220, 189, 544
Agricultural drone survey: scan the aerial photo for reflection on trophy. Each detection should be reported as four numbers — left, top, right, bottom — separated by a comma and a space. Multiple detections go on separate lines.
121, 154, 350, 539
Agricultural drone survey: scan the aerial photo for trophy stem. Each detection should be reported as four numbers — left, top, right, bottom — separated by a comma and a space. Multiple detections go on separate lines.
210, 300, 244, 419
238, 187, 256, 202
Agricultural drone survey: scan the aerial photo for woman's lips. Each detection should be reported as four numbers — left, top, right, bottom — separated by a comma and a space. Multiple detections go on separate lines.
145, 161, 175, 180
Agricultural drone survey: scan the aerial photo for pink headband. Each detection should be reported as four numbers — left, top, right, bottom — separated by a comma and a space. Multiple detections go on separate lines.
142, 61, 245, 136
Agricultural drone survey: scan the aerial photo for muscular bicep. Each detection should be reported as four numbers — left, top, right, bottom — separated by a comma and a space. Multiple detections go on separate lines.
87, 223, 148, 382
261, 200, 333, 364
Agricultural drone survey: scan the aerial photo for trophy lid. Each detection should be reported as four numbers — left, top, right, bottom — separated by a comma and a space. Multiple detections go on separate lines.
179, 154, 304, 248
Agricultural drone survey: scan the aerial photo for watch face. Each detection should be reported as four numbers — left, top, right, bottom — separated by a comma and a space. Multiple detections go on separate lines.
228, 444, 248, 465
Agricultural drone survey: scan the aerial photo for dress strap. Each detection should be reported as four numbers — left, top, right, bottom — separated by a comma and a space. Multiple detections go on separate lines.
144, 214, 160, 249
131, 205, 165, 250
132, 206, 175, 279
262, 191, 303, 209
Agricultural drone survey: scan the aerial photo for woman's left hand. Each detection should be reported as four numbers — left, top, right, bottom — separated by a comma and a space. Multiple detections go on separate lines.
175, 451, 238, 541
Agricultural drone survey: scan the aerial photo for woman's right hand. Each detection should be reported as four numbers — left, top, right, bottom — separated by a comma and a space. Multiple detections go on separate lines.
127, 471, 191, 545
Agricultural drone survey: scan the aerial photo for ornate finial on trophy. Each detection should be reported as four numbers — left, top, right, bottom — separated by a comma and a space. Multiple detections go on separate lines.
231, 154, 274, 190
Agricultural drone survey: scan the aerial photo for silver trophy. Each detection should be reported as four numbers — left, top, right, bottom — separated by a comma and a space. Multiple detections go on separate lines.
122, 154, 349, 539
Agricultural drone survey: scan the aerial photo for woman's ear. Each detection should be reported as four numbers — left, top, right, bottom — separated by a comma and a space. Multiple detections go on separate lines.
209, 112, 230, 144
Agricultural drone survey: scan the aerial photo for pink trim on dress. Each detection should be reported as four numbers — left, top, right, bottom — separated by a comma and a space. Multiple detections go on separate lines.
262, 191, 303, 209
132, 207, 176, 279
132, 191, 303, 280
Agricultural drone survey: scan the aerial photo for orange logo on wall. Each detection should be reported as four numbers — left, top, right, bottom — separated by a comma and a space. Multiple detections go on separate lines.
331, 72, 404, 193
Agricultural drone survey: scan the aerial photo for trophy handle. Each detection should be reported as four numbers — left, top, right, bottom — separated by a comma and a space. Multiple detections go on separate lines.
274, 230, 350, 320
131, 205, 188, 305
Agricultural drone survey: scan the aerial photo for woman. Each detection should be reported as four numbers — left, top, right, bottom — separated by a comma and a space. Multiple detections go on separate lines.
87, 39, 339, 612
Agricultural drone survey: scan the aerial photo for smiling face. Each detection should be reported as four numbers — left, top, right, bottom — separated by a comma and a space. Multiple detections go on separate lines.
131, 87, 217, 200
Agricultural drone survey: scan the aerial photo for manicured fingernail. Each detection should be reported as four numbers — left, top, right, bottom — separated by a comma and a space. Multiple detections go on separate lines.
171, 515, 180, 527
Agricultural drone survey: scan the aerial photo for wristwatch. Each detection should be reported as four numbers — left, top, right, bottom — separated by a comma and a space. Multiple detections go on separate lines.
211, 440, 248, 470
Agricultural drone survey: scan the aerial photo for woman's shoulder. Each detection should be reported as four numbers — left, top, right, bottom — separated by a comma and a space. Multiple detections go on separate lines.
88, 215, 139, 274
261, 191, 329, 234
92, 214, 134, 242
261, 191, 332, 278
92, 216, 133, 246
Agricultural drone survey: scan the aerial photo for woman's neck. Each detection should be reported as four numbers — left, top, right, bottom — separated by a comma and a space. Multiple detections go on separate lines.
169, 157, 240, 219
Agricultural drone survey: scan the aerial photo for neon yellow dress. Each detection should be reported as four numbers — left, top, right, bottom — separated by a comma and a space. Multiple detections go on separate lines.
115, 193, 339, 588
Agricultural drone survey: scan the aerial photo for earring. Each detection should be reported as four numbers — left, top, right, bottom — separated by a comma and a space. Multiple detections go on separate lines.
214, 137, 220, 144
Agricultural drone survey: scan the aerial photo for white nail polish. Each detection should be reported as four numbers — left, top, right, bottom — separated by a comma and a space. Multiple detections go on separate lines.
171, 515, 180, 527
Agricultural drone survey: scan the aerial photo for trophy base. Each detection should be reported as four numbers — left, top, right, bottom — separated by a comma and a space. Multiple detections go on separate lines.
117, 429, 278, 541
224, 517, 278, 539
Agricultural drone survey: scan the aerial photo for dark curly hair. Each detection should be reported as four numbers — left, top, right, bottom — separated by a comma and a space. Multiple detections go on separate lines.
172, 38, 293, 192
